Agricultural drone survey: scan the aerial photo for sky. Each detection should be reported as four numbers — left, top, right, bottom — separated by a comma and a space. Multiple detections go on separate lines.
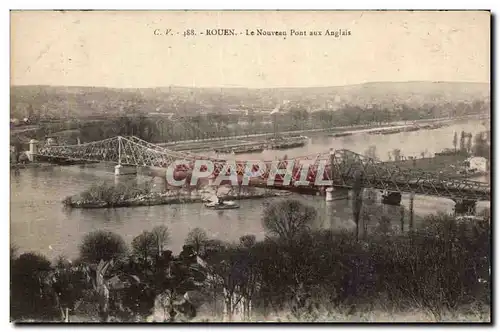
10, 10, 490, 88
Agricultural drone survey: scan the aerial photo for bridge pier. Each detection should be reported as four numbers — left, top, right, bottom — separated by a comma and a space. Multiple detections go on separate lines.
114, 164, 138, 176
454, 199, 477, 216
325, 187, 349, 201
27, 139, 38, 162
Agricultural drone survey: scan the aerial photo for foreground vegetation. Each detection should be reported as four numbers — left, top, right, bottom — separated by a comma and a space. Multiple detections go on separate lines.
11, 199, 490, 323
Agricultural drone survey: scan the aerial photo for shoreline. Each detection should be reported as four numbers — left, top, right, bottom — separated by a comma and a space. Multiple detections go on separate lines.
10, 162, 58, 170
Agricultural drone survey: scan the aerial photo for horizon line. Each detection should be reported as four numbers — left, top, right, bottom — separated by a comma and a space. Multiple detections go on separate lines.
10, 80, 491, 91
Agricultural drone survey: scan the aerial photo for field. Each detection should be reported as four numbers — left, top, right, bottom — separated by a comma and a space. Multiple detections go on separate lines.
383, 154, 470, 178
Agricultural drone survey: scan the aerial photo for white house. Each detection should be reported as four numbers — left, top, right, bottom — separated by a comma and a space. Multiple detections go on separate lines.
466, 156, 488, 173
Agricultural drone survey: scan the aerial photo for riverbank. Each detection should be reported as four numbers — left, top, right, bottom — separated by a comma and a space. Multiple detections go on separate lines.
158, 114, 488, 149
10, 162, 57, 170
63, 187, 291, 209
11, 159, 100, 169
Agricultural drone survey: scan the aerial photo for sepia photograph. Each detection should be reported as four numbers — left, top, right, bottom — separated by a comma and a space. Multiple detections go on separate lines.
9, 10, 491, 323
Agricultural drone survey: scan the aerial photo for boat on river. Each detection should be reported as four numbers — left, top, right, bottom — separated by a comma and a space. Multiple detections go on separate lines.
381, 190, 402, 206
214, 145, 265, 154
328, 132, 353, 138
204, 200, 240, 210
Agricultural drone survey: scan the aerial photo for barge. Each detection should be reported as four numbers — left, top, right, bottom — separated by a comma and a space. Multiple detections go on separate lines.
214, 145, 265, 154
328, 132, 353, 138
381, 190, 402, 206
267, 136, 307, 150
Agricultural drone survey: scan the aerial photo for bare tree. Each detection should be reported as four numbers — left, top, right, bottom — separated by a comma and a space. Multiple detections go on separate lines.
205, 245, 260, 322
459, 131, 466, 152
131, 231, 157, 270
473, 132, 489, 159
364, 145, 378, 161
185, 227, 209, 255
152, 225, 170, 256
262, 199, 317, 242
352, 172, 364, 241
392, 148, 402, 162
452, 131, 458, 152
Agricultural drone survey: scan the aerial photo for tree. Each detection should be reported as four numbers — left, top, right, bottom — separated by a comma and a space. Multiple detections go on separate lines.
351, 170, 364, 241
132, 231, 158, 271
79, 230, 128, 264
204, 244, 261, 322
473, 132, 490, 160
364, 145, 378, 161
239, 235, 256, 249
452, 131, 458, 152
11, 137, 23, 163
118, 282, 157, 322
151, 226, 170, 257
153, 248, 207, 322
11, 252, 59, 321
392, 148, 402, 162
466, 133, 473, 154
262, 199, 317, 242
48, 262, 93, 322
459, 131, 466, 152
289, 109, 310, 131
185, 228, 209, 255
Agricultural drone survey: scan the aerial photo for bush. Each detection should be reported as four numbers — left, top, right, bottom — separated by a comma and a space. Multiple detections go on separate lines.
79, 230, 128, 264
77, 181, 154, 205
262, 199, 317, 242
10, 252, 59, 321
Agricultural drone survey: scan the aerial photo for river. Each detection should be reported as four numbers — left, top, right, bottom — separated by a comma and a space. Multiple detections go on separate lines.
10, 119, 490, 260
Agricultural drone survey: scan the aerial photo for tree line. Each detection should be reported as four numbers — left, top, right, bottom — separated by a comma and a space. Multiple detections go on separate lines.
452, 130, 491, 160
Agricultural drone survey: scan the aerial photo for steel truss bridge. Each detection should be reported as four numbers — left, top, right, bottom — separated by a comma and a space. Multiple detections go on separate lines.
36, 136, 490, 201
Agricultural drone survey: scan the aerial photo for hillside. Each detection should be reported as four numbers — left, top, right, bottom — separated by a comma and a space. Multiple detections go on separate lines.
10, 81, 490, 119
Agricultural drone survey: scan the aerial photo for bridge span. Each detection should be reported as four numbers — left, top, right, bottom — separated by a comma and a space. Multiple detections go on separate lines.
33, 135, 490, 202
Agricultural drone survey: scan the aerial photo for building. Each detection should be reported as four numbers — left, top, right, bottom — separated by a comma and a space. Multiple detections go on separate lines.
465, 156, 488, 173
